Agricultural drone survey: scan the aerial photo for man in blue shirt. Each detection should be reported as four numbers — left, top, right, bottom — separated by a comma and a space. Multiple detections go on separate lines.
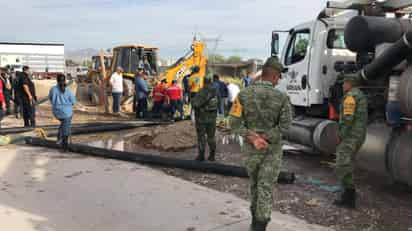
134, 66, 149, 119
49, 74, 76, 152
243, 71, 252, 88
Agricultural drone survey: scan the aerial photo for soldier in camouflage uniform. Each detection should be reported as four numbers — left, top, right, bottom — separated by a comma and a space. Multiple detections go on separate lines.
192, 76, 220, 162
230, 57, 292, 231
334, 74, 367, 209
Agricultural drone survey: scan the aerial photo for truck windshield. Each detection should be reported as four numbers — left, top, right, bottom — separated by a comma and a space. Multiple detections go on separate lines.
327, 29, 346, 49
285, 30, 310, 66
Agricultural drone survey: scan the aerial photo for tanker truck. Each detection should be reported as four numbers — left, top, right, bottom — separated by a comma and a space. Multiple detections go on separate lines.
271, 0, 412, 187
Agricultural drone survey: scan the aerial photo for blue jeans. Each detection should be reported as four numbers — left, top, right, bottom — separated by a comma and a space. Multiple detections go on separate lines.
170, 100, 183, 119
112, 92, 122, 113
58, 117, 72, 139
218, 100, 224, 115
136, 98, 148, 118
152, 101, 163, 114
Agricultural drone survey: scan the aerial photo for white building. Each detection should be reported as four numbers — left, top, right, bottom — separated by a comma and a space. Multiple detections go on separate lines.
0, 42, 65, 75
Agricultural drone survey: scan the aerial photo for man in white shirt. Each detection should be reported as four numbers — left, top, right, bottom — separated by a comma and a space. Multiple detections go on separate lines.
226, 82, 240, 112
110, 66, 124, 114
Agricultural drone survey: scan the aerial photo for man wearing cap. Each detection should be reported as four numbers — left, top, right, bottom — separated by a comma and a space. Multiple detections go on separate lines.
334, 73, 367, 209
230, 57, 292, 231
192, 75, 220, 162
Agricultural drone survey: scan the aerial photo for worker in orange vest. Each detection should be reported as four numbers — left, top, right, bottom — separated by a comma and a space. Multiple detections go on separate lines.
166, 80, 184, 121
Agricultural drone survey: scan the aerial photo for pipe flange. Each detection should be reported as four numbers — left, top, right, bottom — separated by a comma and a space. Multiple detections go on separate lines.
360, 69, 368, 81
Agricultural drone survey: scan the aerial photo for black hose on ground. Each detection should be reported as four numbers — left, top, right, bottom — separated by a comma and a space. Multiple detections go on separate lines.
0, 121, 170, 135
5, 121, 169, 145
46, 122, 164, 137
0, 122, 118, 135
25, 137, 296, 184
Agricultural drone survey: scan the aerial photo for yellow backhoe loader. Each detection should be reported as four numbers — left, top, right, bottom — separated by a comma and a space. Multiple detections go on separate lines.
158, 39, 207, 86
83, 39, 207, 114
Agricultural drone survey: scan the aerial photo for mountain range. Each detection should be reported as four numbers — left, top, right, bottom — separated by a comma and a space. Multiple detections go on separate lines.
65, 48, 99, 63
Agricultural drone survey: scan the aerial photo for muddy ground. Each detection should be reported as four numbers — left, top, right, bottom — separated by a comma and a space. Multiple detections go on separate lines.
73, 123, 412, 231
2, 105, 412, 231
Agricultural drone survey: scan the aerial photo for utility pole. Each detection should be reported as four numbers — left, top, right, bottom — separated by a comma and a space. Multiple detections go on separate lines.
202, 35, 223, 74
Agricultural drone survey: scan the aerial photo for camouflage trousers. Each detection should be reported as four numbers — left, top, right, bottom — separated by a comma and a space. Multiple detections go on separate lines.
244, 143, 283, 223
335, 138, 362, 189
195, 122, 216, 157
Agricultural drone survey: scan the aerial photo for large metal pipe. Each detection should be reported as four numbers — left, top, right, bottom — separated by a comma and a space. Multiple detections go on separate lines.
284, 118, 339, 154
360, 31, 412, 80
25, 137, 296, 184
344, 16, 410, 53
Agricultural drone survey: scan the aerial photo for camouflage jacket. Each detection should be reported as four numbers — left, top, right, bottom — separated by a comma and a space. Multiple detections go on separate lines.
229, 80, 292, 145
339, 88, 368, 143
192, 84, 220, 124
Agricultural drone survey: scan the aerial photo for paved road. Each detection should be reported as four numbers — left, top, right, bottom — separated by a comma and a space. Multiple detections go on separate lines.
0, 145, 332, 231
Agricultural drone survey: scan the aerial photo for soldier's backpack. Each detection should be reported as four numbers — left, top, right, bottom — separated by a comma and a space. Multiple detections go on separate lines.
204, 90, 218, 112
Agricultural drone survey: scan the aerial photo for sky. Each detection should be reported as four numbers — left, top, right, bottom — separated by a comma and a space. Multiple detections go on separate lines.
0, 0, 329, 60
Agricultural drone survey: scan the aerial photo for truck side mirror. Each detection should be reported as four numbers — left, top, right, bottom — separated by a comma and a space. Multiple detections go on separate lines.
271, 32, 280, 57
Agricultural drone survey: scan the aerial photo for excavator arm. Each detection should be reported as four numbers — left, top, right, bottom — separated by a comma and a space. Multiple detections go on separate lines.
159, 40, 207, 86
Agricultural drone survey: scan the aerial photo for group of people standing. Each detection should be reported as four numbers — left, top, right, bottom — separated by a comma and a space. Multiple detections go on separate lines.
0, 66, 37, 128
109, 65, 186, 120
152, 79, 184, 120
0, 65, 75, 153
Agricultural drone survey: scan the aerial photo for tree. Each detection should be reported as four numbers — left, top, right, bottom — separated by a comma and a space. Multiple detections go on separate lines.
208, 54, 226, 64
227, 55, 243, 63
82, 60, 93, 68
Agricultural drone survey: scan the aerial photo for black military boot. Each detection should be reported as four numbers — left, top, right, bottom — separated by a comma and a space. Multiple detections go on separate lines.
208, 150, 216, 162
195, 153, 205, 162
334, 188, 356, 209
254, 221, 268, 231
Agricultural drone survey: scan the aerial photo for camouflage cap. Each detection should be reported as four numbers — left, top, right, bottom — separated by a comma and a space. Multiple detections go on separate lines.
263, 56, 283, 72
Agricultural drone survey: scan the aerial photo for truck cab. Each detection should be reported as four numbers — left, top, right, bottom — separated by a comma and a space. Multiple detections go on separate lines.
273, 15, 356, 116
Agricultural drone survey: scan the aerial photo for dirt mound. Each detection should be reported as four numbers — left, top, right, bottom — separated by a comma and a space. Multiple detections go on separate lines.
131, 121, 197, 151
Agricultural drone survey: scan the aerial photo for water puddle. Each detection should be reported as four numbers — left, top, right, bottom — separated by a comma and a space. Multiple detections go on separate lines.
82, 130, 301, 154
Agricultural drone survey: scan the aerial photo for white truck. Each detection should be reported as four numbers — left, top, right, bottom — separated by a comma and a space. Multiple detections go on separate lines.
271, 0, 412, 187
0, 42, 65, 78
